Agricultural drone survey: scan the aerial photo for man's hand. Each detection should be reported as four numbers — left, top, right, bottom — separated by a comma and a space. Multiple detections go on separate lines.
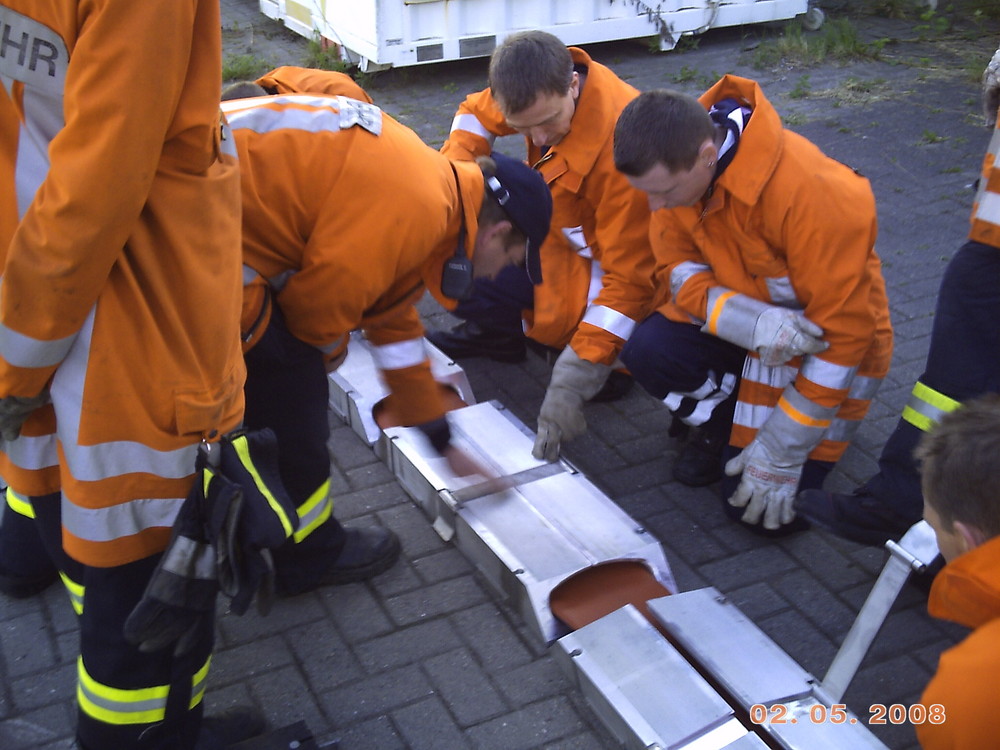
0, 390, 51, 441
725, 437, 803, 530
532, 347, 611, 461
984, 44, 1000, 127
751, 308, 828, 367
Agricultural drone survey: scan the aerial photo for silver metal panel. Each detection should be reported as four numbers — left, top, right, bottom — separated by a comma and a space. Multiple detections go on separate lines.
384, 401, 675, 644
327, 331, 476, 449
720, 734, 770, 749
649, 589, 815, 707
554, 606, 744, 750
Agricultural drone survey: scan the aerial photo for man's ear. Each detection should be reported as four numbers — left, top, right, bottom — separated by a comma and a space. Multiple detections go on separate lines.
698, 140, 718, 169
954, 520, 989, 554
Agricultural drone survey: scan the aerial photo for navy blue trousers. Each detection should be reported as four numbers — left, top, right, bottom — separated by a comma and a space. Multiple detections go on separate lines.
864, 240, 1000, 521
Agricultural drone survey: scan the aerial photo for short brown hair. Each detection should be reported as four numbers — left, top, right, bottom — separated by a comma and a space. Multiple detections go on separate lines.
614, 89, 715, 176
488, 31, 573, 116
916, 394, 1000, 537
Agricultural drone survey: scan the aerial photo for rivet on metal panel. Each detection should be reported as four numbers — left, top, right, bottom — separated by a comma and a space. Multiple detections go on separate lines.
714, 595, 728, 604
568, 649, 582, 658
635, 526, 646, 534
513, 568, 525, 575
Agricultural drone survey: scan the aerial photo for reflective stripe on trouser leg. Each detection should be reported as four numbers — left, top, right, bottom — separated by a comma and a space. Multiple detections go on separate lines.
901, 381, 962, 432
0, 488, 59, 581
76, 553, 214, 750
292, 478, 332, 543
77, 655, 210, 726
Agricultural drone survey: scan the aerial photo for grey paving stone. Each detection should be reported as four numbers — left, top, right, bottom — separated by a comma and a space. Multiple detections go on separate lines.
355, 618, 464, 672
392, 696, 472, 750
463, 696, 589, 750
317, 664, 434, 726
423, 648, 508, 727
383, 576, 491, 627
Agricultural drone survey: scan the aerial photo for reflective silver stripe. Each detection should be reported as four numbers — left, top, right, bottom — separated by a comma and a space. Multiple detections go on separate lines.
0, 311, 76, 368
161, 536, 217, 580
1, 432, 58, 470
764, 276, 799, 306
50, 310, 200, 544
733, 400, 772, 430
219, 117, 238, 159
670, 261, 711, 300
581, 305, 636, 341
224, 94, 382, 136
242, 264, 261, 285
562, 225, 590, 256
705, 289, 764, 348
587, 262, 604, 304
61, 494, 184, 543
449, 112, 495, 144
848, 374, 882, 401
825, 416, 863, 443
741, 356, 797, 390
370, 338, 427, 370
974, 189, 1000, 227
902, 381, 962, 432
664, 371, 737, 427
766, 387, 838, 455
799, 356, 858, 391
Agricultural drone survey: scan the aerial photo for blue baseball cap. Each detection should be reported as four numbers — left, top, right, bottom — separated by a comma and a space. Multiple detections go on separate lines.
486, 152, 552, 284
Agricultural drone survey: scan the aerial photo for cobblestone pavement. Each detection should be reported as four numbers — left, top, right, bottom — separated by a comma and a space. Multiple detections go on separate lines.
2, 1, 998, 748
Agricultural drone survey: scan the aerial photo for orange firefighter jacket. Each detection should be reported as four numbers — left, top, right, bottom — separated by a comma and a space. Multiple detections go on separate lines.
653, 76, 893, 462
441, 48, 654, 365
0, 0, 246, 566
970, 106, 1000, 248
255, 66, 373, 103
918, 535, 1000, 749
223, 94, 484, 428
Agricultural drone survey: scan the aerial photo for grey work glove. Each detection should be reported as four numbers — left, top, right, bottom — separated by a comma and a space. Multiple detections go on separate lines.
751, 307, 828, 367
0, 389, 51, 441
532, 347, 611, 461
724, 437, 802, 530
984, 44, 1000, 127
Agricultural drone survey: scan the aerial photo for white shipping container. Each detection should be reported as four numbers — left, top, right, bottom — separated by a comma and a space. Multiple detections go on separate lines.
259, 0, 822, 71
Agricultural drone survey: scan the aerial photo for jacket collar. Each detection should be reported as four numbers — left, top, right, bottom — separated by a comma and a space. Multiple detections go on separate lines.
699, 75, 784, 209
929, 533, 1000, 630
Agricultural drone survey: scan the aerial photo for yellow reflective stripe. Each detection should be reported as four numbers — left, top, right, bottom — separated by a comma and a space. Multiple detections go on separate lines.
902, 382, 962, 432
777, 394, 832, 429
191, 656, 212, 707
706, 290, 737, 335
231, 435, 295, 539
60, 571, 84, 616
293, 480, 332, 543
5, 487, 35, 518
77, 655, 211, 725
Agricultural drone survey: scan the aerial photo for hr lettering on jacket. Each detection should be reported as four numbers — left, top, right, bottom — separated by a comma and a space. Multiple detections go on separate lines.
0, 8, 67, 90
749, 702, 946, 726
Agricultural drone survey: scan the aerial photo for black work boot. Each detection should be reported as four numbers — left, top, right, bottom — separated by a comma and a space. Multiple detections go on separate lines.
0, 566, 59, 599
277, 526, 402, 597
672, 424, 727, 487
196, 706, 267, 749
794, 489, 918, 546
427, 321, 526, 363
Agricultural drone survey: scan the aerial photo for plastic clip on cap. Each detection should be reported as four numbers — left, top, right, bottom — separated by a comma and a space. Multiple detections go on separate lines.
487, 152, 553, 285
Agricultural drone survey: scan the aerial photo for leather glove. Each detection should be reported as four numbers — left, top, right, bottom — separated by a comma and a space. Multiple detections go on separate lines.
724, 437, 802, 530
751, 307, 828, 367
532, 347, 611, 461
984, 43, 1000, 127
210, 428, 299, 616
0, 389, 50, 441
124, 459, 223, 656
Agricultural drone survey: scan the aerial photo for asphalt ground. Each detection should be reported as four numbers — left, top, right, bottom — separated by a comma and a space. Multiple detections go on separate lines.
2, 1, 999, 748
